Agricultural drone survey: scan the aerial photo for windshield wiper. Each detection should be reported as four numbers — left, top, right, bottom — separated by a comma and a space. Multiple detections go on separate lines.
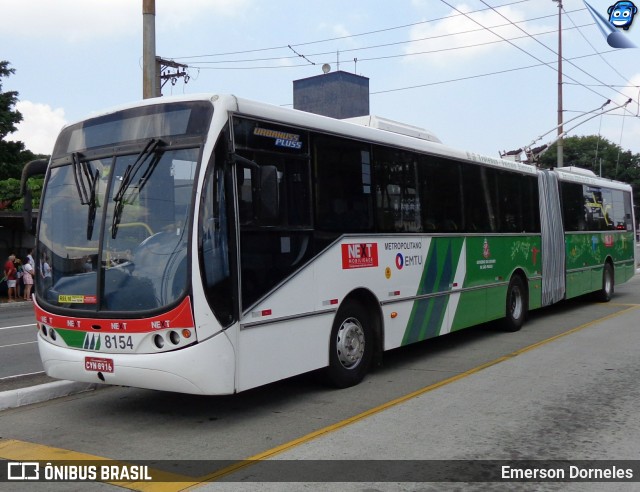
71, 152, 101, 240
111, 138, 163, 239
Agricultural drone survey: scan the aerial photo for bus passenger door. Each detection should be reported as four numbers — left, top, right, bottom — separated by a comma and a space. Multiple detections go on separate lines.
235, 154, 313, 312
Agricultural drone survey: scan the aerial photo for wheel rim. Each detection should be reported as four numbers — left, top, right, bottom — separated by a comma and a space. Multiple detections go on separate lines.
509, 285, 523, 320
336, 317, 365, 369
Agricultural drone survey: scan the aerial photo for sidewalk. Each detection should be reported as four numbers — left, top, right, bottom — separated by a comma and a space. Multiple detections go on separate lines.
0, 296, 34, 307
0, 298, 101, 411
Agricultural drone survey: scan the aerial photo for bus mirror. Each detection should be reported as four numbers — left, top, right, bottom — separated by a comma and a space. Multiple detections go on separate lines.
258, 165, 279, 222
20, 159, 48, 232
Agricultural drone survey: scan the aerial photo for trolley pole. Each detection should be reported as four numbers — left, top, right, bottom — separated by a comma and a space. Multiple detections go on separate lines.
142, 0, 157, 99
554, 0, 564, 167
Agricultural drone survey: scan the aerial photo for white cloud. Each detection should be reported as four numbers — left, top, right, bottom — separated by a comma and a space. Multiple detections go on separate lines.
9, 101, 67, 155
404, 3, 546, 66
621, 73, 640, 108
157, 0, 253, 27
0, 0, 253, 41
0, 0, 138, 42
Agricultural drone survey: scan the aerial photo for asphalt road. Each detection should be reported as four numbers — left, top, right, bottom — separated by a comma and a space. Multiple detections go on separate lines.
0, 302, 40, 380
1, 273, 639, 491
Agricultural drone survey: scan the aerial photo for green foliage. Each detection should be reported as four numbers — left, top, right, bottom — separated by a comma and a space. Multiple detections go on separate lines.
0, 61, 49, 211
0, 176, 43, 211
0, 61, 22, 138
0, 60, 29, 180
9, 177, 44, 211
0, 178, 20, 210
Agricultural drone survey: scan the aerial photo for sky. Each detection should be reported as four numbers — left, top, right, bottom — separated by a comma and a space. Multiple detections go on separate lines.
2, 0, 640, 164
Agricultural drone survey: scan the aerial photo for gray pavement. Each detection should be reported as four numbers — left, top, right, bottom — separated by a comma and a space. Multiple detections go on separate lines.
198, 281, 640, 491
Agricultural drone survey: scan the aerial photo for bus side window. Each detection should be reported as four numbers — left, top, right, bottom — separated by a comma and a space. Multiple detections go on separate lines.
373, 146, 422, 233
314, 135, 373, 233
560, 182, 584, 232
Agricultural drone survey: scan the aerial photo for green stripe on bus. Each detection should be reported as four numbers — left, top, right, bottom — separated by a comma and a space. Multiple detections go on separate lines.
403, 238, 464, 345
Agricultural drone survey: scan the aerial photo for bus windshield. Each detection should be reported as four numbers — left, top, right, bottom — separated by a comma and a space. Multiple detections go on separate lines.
36, 101, 212, 313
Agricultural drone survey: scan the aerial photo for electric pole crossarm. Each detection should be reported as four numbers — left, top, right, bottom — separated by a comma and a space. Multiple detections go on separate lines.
156, 57, 190, 92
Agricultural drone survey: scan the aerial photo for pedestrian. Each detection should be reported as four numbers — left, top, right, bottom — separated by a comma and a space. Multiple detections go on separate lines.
4, 254, 17, 302
23, 262, 34, 300
25, 248, 36, 294
25, 248, 35, 271
14, 258, 23, 299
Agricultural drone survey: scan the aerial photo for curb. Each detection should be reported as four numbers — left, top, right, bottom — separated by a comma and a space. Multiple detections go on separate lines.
0, 381, 101, 411
0, 300, 35, 310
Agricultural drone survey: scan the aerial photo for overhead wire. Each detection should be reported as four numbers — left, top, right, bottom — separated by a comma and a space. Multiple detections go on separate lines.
476, 0, 639, 116
166, 0, 639, 128
562, 5, 640, 120
370, 50, 617, 95
562, 5, 630, 84
463, 0, 608, 100
189, 23, 594, 70
168, 0, 535, 60
178, 8, 587, 67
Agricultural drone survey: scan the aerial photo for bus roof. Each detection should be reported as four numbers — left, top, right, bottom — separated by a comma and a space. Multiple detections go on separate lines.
226, 94, 538, 176
554, 166, 632, 192
60, 93, 592, 179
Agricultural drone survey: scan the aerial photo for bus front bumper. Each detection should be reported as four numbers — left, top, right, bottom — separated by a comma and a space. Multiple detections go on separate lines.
37, 332, 237, 395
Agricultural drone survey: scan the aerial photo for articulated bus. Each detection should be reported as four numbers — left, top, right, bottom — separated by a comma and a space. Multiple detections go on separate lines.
22, 94, 636, 394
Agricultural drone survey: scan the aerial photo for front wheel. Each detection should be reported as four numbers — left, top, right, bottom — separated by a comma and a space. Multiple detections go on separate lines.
325, 300, 374, 388
503, 275, 528, 332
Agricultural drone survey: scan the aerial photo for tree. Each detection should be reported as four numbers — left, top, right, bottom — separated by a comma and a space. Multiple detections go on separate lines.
538, 135, 640, 213
0, 60, 33, 181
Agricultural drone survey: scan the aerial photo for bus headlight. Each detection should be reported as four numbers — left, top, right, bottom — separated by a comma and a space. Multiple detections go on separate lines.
153, 334, 165, 349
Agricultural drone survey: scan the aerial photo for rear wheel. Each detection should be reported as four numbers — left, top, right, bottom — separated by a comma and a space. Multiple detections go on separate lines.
503, 275, 528, 332
595, 262, 614, 302
325, 300, 373, 388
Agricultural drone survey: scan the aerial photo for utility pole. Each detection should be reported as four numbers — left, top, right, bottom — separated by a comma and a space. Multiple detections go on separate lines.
554, 0, 564, 167
142, 1, 190, 98
142, 0, 157, 99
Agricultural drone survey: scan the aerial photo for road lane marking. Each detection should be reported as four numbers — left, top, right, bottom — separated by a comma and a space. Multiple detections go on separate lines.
0, 371, 44, 380
0, 438, 198, 491
1, 304, 638, 490
0, 341, 37, 349
0, 323, 37, 331
190, 303, 640, 486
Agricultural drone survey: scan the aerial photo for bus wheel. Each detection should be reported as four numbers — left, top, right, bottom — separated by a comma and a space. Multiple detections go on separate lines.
503, 275, 528, 332
326, 300, 373, 388
595, 263, 614, 302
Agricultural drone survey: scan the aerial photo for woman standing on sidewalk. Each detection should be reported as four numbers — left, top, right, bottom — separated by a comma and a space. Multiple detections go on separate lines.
3, 254, 17, 302
22, 262, 34, 300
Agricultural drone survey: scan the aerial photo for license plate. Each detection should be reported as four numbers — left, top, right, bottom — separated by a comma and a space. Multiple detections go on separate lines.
84, 356, 114, 373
